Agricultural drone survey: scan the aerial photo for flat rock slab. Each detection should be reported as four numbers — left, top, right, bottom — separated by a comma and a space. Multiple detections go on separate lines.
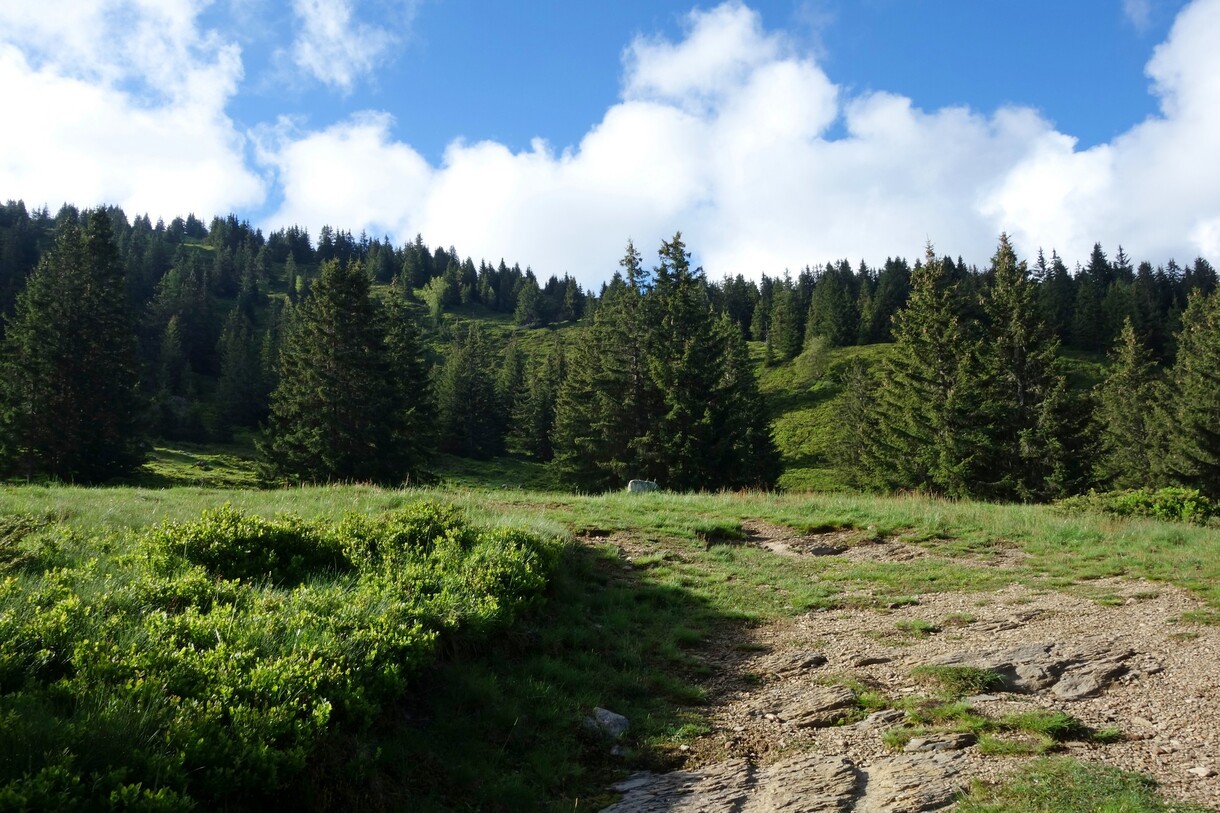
603, 750, 968, 812
769, 684, 857, 728
929, 638, 1134, 699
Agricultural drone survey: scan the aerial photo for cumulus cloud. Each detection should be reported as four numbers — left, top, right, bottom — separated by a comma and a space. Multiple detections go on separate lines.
4, 0, 1218, 284
261, 0, 1220, 287
289, 0, 414, 92
0, 0, 264, 220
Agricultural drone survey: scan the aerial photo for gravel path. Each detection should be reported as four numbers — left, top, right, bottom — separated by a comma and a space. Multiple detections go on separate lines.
606, 526, 1220, 811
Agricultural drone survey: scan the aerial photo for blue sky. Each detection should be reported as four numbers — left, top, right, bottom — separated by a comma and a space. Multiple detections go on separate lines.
2, 0, 1217, 286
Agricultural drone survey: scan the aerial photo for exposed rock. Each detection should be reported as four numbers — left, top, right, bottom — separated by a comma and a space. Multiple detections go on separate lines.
856, 752, 969, 812
1187, 766, 1216, 778
626, 479, 658, 493
585, 707, 630, 739
765, 651, 828, 675
852, 709, 906, 729
903, 733, 977, 753
602, 750, 968, 812
929, 638, 1133, 699
772, 684, 857, 728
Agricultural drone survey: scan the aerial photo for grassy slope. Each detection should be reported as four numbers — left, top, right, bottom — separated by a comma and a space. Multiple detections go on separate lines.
3, 480, 1218, 809
757, 341, 1110, 493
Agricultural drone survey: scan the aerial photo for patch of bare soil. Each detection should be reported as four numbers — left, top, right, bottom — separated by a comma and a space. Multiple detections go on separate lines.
601, 527, 1220, 811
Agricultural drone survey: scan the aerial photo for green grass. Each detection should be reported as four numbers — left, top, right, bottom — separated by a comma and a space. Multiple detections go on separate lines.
2, 482, 1218, 810
957, 758, 1214, 812
910, 665, 1005, 696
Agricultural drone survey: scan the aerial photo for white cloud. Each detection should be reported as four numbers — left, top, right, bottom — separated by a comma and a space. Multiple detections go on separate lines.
0, 0, 264, 220
5, 0, 1218, 283
986, 0, 1220, 265
255, 112, 432, 238
1124, 0, 1153, 30
289, 0, 413, 92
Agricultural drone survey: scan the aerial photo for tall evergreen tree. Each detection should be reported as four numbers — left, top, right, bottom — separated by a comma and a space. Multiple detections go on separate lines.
968, 234, 1081, 501
259, 260, 430, 483
0, 210, 144, 481
1164, 289, 1220, 497
1095, 318, 1164, 489
434, 323, 504, 459
857, 244, 974, 495
642, 233, 725, 491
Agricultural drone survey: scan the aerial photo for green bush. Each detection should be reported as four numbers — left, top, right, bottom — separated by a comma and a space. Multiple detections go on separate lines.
1055, 487, 1219, 525
0, 502, 560, 809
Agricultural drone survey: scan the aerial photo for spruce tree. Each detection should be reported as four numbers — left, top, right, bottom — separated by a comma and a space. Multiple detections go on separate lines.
642, 233, 724, 491
708, 314, 782, 488
0, 211, 144, 481
1095, 318, 1163, 489
1164, 289, 1220, 497
434, 323, 504, 459
259, 259, 429, 483
861, 244, 974, 495
968, 234, 1078, 501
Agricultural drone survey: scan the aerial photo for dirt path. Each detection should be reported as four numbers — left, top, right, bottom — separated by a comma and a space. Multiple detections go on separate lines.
602, 525, 1220, 811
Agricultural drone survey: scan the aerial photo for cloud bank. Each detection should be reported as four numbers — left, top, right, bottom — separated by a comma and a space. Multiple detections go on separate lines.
3, 1, 1220, 287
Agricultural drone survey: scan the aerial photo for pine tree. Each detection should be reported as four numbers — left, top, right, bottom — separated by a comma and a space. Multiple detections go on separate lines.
967, 234, 1080, 501
259, 260, 430, 483
1164, 289, 1220, 497
860, 244, 974, 495
434, 323, 504, 459
516, 337, 566, 461
708, 314, 782, 488
1095, 318, 1164, 489
0, 210, 144, 481
553, 242, 658, 489
214, 309, 265, 436
642, 233, 724, 491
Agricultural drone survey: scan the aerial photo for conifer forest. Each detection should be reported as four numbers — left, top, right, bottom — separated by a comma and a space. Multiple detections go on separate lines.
2, 199, 1217, 500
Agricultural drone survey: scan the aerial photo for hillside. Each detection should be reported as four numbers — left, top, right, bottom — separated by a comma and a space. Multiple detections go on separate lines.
2, 483, 1217, 810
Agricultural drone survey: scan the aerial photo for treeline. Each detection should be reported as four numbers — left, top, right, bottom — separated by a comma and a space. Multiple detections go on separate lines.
0, 201, 773, 491
835, 236, 1220, 501
3, 197, 1218, 498
716, 244, 1216, 365
0, 200, 587, 454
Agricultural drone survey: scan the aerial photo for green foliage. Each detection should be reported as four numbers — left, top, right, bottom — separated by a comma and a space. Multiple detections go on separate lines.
554, 236, 780, 492
1095, 318, 1165, 488
259, 259, 433, 484
1056, 487, 1219, 525
435, 322, 505, 459
0, 210, 145, 481
0, 502, 558, 809
848, 237, 1091, 501
1164, 289, 1220, 498
956, 758, 1211, 813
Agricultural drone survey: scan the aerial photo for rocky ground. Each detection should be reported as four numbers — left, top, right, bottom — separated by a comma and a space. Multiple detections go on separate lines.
601, 524, 1220, 812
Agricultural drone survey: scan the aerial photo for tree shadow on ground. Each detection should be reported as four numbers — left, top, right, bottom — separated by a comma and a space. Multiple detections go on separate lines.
294, 537, 761, 812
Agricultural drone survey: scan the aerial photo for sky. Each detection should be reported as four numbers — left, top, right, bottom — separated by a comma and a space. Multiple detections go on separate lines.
2, 0, 1218, 287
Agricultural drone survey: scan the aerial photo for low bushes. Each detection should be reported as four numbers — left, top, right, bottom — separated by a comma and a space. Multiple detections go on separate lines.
1055, 487, 1218, 526
0, 501, 560, 810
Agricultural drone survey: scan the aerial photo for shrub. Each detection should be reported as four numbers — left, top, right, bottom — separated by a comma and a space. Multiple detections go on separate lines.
1055, 487, 1219, 525
0, 502, 560, 809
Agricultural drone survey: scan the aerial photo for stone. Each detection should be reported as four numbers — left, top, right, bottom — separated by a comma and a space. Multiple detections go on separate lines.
584, 707, 630, 739
929, 638, 1133, 699
768, 651, 829, 675
601, 749, 969, 812
853, 709, 906, 729
856, 752, 969, 813
775, 684, 857, 728
626, 479, 659, 493
903, 733, 977, 753
1187, 766, 1216, 778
